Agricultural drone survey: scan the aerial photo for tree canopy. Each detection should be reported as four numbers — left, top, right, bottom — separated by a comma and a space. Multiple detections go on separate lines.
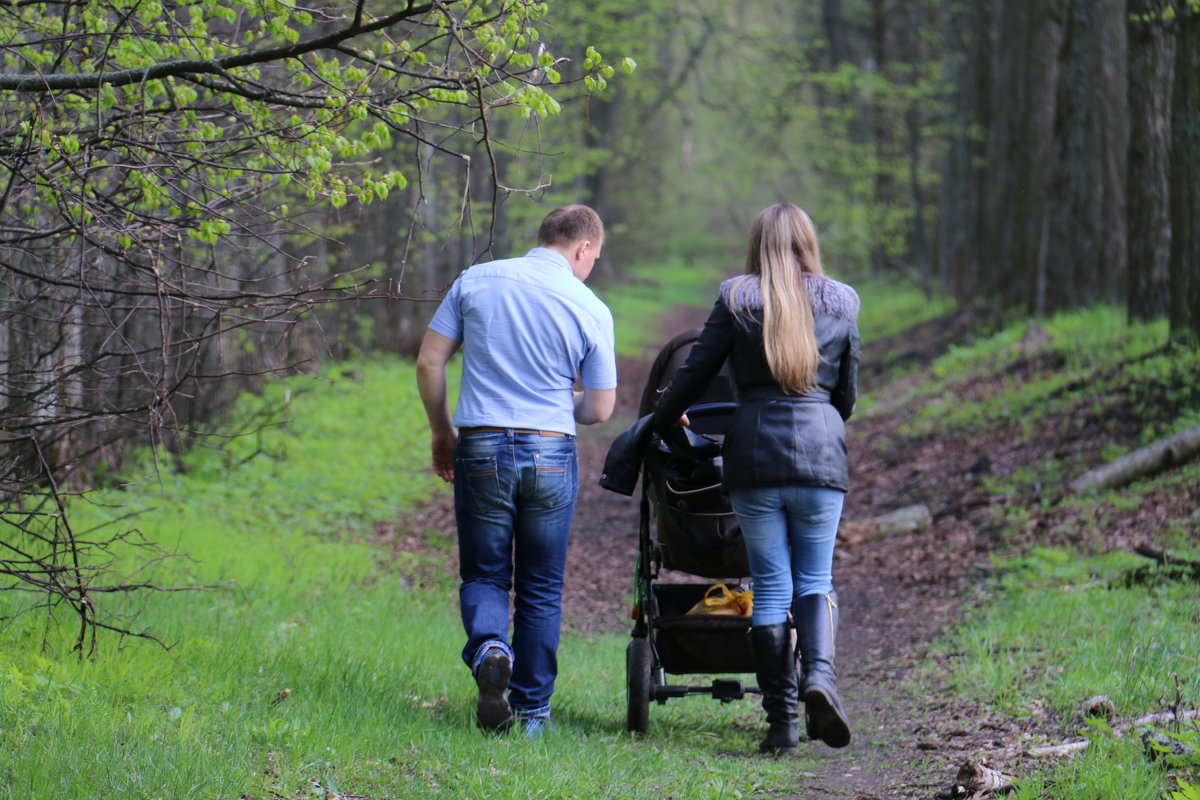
0, 0, 624, 649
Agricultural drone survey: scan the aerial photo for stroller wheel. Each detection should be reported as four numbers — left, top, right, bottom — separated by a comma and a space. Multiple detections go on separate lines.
626, 637, 652, 734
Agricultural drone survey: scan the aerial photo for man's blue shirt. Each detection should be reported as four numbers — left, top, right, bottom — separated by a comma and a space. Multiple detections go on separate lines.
428, 247, 617, 435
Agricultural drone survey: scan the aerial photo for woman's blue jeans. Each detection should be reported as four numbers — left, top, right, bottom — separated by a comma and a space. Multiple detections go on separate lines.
728, 485, 845, 626
453, 430, 578, 714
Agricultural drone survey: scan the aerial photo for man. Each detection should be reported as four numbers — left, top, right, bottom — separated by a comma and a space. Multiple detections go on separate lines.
415, 205, 617, 737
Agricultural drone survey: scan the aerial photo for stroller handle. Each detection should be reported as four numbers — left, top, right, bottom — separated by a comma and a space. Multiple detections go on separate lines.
678, 402, 737, 437
684, 402, 739, 418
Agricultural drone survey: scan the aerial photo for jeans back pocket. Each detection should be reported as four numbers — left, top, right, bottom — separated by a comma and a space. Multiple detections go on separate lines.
531, 452, 575, 509
459, 454, 501, 513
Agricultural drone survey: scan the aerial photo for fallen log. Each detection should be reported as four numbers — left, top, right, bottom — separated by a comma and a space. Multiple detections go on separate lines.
1068, 423, 1200, 493
1118, 544, 1200, 587
839, 504, 932, 545
1134, 543, 1200, 571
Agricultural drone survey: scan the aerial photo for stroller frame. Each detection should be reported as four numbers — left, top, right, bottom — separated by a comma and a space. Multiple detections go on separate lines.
621, 327, 775, 734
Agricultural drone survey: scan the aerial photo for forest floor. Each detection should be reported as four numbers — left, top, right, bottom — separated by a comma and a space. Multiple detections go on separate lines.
400, 302, 1199, 799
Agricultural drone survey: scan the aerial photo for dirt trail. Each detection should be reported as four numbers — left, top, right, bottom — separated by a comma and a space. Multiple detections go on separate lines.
562, 305, 1014, 799
396, 297, 1191, 796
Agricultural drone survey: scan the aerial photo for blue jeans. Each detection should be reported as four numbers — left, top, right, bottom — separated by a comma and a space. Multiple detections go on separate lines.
728, 485, 845, 626
454, 430, 578, 713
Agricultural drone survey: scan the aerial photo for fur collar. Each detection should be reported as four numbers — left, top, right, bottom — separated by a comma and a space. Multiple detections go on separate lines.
719, 273, 860, 320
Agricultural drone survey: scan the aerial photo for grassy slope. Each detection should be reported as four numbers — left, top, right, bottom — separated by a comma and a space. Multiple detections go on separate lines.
857, 301, 1200, 799
2, 263, 1197, 798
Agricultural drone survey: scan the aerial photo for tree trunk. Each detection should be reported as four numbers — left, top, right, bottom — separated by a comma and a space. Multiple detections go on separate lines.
821, 0, 855, 67
1168, 3, 1200, 344
1068, 423, 1200, 492
868, 0, 892, 274
905, 2, 930, 283
1126, 0, 1176, 321
983, 0, 1070, 311
937, 0, 992, 303
1042, 0, 1128, 313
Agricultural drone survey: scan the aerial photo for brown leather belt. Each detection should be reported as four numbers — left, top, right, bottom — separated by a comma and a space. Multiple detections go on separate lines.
459, 426, 567, 437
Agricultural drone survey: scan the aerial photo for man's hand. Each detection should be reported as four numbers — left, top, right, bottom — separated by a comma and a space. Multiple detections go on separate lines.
431, 430, 457, 483
416, 329, 462, 482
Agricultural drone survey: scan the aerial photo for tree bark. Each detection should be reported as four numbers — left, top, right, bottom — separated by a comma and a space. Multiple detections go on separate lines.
1168, 3, 1200, 344
905, 2, 930, 283
1126, 0, 1177, 321
1043, 0, 1128, 313
983, 0, 1070, 311
937, 0, 992, 303
821, 0, 856, 67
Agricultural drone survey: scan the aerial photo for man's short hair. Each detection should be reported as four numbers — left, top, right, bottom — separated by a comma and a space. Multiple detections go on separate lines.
537, 205, 604, 248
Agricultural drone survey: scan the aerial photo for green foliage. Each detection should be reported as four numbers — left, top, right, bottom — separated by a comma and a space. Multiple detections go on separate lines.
1148, 728, 1200, 773
0, 0, 624, 256
937, 547, 1199, 778
1173, 779, 1200, 800
1006, 735, 1168, 800
599, 240, 740, 358
854, 275, 956, 343
895, 306, 1183, 439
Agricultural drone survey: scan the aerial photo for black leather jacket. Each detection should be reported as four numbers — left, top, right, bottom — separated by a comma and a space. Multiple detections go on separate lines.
652, 273, 860, 493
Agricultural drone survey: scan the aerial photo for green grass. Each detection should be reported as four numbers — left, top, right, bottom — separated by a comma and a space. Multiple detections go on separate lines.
853, 274, 956, 343
599, 249, 738, 358
4, 262, 1197, 798
0, 358, 823, 799
931, 547, 1200, 799
856, 298, 1200, 798
892, 306, 1198, 441
1008, 736, 1175, 800
945, 548, 1200, 719
601, 245, 950, 359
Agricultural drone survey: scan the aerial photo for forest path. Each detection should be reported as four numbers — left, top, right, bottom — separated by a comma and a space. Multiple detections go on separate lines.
562, 305, 1010, 799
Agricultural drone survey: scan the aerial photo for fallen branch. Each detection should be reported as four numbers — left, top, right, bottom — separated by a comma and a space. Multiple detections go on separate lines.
1026, 740, 1092, 759
937, 760, 1016, 799
1027, 708, 1200, 758
1068, 423, 1200, 493
1117, 544, 1200, 587
1134, 543, 1200, 571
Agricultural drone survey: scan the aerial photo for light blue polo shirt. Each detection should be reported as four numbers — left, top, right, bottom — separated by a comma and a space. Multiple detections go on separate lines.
428, 247, 617, 435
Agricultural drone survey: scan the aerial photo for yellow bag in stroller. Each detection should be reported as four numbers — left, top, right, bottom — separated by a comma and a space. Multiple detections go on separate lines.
686, 583, 753, 616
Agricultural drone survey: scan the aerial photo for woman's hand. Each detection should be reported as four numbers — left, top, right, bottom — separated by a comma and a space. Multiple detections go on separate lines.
674, 413, 691, 428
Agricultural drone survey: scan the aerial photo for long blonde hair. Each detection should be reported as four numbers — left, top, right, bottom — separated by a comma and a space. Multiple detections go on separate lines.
731, 203, 824, 394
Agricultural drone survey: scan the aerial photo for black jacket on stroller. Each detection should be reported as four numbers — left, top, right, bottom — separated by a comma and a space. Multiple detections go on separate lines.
602, 327, 747, 577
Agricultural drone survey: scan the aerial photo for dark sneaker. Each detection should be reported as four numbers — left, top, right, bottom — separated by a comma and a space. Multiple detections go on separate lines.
475, 649, 513, 733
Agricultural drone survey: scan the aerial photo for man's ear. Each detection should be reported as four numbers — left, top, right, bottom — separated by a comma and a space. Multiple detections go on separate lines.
574, 239, 593, 261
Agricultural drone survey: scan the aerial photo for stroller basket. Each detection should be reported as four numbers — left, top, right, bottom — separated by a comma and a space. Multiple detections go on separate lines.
651, 584, 756, 675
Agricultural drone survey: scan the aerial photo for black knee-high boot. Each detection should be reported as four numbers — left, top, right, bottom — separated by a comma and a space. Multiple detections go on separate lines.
796, 592, 851, 748
750, 622, 799, 754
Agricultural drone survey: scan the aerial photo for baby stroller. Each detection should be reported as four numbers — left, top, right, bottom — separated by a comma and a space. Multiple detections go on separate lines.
610, 329, 761, 734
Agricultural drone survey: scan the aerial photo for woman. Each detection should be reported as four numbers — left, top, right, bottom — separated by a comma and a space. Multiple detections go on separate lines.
653, 203, 859, 753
